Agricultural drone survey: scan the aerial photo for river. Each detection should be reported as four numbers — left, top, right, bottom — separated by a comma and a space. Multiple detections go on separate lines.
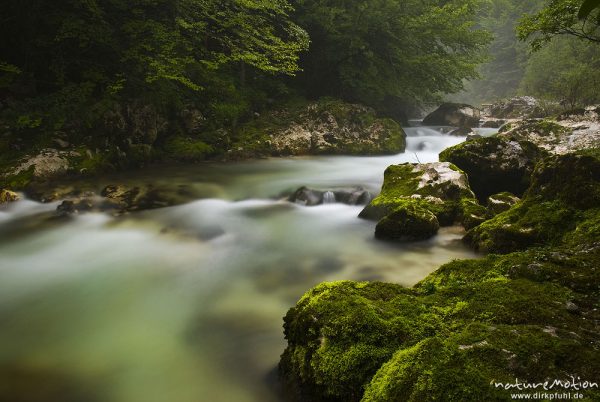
0, 126, 488, 402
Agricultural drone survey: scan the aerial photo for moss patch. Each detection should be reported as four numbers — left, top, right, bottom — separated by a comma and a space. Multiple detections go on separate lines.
281, 243, 600, 402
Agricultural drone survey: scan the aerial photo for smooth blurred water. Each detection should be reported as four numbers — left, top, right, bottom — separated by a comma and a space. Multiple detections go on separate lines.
0, 127, 480, 402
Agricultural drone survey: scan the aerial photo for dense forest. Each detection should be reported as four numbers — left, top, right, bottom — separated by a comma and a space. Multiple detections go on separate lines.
0, 0, 490, 173
1, 0, 599, 177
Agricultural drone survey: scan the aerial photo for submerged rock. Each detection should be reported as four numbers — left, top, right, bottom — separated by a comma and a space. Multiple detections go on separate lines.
422, 103, 480, 128
288, 186, 373, 206
0, 189, 19, 204
439, 136, 547, 201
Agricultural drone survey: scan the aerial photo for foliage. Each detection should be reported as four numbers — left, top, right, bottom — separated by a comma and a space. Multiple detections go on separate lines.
518, 0, 600, 49
519, 36, 600, 107
292, 0, 492, 111
452, 0, 544, 104
0, 0, 309, 157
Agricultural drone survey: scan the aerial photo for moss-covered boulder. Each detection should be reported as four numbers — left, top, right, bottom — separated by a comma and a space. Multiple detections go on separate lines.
466, 152, 600, 253
360, 162, 475, 222
489, 96, 544, 119
439, 136, 547, 201
236, 98, 406, 157
280, 241, 600, 402
422, 103, 480, 128
375, 204, 439, 241
359, 162, 486, 237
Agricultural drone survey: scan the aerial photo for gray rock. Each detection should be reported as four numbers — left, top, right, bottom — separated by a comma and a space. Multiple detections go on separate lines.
289, 186, 373, 206
422, 103, 480, 128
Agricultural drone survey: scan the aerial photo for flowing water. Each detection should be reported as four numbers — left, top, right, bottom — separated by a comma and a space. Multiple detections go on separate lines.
0, 127, 486, 402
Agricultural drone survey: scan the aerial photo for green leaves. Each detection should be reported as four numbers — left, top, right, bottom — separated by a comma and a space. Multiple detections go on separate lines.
518, 0, 600, 50
294, 0, 491, 108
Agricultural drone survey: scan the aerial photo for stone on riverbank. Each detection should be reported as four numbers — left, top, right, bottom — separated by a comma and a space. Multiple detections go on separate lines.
466, 151, 600, 253
232, 99, 406, 158
422, 103, 480, 128
439, 136, 547, 201
280, 239, 600, 402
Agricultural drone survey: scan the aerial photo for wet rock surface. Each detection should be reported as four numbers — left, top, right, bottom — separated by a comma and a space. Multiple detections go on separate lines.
439, 136, 547, 201
422, 103, 480, 128
288, 186, 373, 206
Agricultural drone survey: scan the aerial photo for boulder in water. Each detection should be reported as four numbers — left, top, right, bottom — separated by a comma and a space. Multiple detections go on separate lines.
359, 162, 485, 240
289, 186, 373, 206
375, 204, 439, 241
439, 136, 547, 201
422, 103, 480, 128
0, 189, 19, 204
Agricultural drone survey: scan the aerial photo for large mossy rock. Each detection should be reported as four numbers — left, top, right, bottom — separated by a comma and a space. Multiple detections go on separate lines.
359, 162, 486, 237
466, 151, 600, 253
499, 118, 600, 156
280, 148, 600, 402
375, 204, 439, 241
439, 136, 547, 201
422, 103, 480, 128
488, 96, 544, 119
281, 242, 600, 402
234, 99, 406, 157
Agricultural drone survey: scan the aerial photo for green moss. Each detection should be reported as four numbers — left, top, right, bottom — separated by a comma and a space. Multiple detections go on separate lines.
467, 152, 600, 254
281, 244, 600, 402
460, 198, 488, 230
163, 136, 214, 162
439, 136, 547, 201
505, 119, 571, 139
281, 141, 600, 402
0, 165, 35, 190
375, 204, 440, 241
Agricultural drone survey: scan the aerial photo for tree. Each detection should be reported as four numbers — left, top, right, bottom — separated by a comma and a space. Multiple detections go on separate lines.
451, 0, 543, 104
292, 0, 491, 113
0, 0, 309, 141
519, 36, 600, 107
518, 0, 600, 49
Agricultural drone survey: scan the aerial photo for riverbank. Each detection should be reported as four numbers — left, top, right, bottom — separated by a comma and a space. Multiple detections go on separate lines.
279, 106, 600, 401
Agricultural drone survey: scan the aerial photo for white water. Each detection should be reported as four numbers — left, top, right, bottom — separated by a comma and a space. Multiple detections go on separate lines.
0, 127, 478, 402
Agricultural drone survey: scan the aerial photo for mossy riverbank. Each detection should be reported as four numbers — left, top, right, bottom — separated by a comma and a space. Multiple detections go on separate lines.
281, 147, 600, 401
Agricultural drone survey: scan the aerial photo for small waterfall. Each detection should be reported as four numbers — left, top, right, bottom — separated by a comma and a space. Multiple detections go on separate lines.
322, 191, 336, 204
